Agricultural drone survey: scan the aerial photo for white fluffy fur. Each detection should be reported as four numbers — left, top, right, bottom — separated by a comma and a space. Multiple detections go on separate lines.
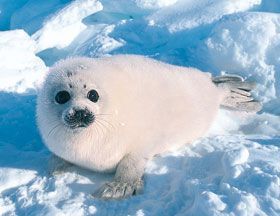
37, 55, 226, 174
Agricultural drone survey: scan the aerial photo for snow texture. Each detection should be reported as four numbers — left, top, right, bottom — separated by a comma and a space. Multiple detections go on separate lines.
0, 30, 47, 93
147, 0, 262, 32
0, 0, 280, 215
205, 12, 280, 103
31, 0, 103, 51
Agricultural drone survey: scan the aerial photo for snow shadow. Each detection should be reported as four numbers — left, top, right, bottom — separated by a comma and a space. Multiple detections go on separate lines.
0, 92, 47, 172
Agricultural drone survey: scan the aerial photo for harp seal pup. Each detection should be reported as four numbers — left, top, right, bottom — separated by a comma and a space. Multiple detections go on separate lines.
36, 55, 261, 199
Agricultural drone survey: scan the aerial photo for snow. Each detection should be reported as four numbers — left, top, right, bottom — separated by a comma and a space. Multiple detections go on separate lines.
135, 0, 178, 9
0, 0, 280, 215
0, 30, 47, 93
205, 12, 280, 103
147, 0, 262, 32
0, 168, 36, 193
71, 24, 125, 58
32, 0, 103, 51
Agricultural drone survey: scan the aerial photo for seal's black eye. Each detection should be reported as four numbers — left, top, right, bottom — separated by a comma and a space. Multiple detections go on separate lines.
87, 89, 99, 103
55, 91, 71, 104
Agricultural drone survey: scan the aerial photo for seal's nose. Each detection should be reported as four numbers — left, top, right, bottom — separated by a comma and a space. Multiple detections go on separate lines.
64, 108, 95, 128
73, 109, 95, 125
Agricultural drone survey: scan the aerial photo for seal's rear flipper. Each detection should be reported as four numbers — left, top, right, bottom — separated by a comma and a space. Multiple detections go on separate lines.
212, 75, 262, 113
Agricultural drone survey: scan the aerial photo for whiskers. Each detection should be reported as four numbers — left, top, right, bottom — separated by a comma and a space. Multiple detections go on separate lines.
95, 114, 115, 129
46, 113, 117, 145
91, 113, 116, 143
47, 119, 71, 138
47, 122, 62, 138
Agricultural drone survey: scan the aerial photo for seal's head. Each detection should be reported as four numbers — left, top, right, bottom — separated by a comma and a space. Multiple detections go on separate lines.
37, 57, 107, 137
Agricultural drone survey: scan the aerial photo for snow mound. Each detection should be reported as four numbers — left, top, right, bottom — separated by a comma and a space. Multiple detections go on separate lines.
0, 168, 36, 193
0, 30, 47, 93
32, 0, 103, 52
148, 0, 261, 32
71, 24, 124, 57
205, 12, 280, 104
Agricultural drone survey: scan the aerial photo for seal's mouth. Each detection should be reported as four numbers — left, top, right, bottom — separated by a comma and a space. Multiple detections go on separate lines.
68, 122, 91, 129
64, 119, 94, 129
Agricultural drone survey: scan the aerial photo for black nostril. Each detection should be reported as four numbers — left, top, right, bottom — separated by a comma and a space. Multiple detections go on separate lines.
75, 110, 83, 118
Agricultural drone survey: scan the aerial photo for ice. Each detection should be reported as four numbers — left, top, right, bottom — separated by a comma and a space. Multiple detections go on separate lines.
10, 0, 72, 34
0, 0, 29, 31
258, 0, 280, 13
0, 0, 280, 215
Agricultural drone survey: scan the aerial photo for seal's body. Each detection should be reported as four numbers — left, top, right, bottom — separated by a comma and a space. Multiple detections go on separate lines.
37, 55, 260, 199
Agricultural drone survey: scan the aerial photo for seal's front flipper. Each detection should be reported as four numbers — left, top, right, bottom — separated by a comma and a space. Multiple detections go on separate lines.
48, 154, 73, 176
93, 154, 146, 199
93, 178, 143, 200
212, 74, 262, 113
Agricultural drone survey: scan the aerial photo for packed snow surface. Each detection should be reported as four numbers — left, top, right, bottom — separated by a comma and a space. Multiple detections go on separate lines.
0, 0, 279, 215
